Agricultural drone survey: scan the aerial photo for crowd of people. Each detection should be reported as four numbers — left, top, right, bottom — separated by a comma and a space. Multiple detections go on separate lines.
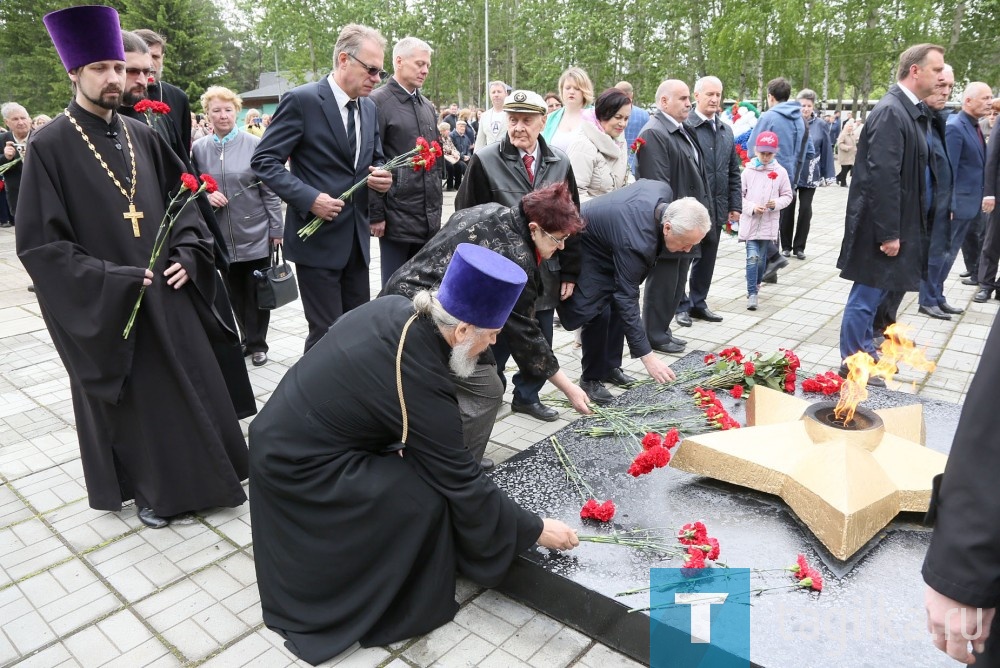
5, 7, 1000, 665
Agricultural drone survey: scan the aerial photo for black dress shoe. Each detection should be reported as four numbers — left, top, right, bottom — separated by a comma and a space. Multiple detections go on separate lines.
794, 251, 806, 260
27, 285, 36, 293
252, 352, 268, 366
974, 288, 993, 303
579, 379, 614, 406
690, 307, 723, 322
761, 255, 788, 283
918, 304, 951, 320
959, 271, 972, 278
961, 277, 978, 285
511, 400, 559, 422
938, 302, 964, 315
675, 311, 693, 327
602, 367, 637, 387
666, 329, 687, 346
651, 340, 685, 354
480, 458, 495, 471
137, 507, 170, 529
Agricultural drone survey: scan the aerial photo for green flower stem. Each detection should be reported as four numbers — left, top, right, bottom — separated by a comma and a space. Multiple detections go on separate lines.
550, 437, 593, 504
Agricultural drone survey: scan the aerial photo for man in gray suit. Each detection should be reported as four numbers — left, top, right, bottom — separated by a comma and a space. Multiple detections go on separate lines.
253, 24, 392, 353
635, 79, 711, 354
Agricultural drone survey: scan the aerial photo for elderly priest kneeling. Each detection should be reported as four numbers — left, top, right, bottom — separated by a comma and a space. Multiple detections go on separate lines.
248, 244, 579, 665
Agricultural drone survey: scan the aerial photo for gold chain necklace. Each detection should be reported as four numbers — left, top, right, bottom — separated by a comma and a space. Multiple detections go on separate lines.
63, 109, 144, 237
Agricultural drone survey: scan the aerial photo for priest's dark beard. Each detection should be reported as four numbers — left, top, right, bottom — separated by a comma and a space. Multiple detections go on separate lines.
84, 86, 123, 111
449, 337, 479, 378
123, 88, 146, 107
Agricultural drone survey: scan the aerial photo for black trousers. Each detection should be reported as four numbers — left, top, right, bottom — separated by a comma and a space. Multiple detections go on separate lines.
836, 164, 853, 185
492, 308, 554, 405
978, 211, 1000, 290
643, 257, 690, 346
224, 256, 271, 354
297, 241, 370, 353
779, 187, 816, 253
580, 303, 626, 381
378, 237, 425, 288
679, 224, 720, 313
446, 161, 466, 189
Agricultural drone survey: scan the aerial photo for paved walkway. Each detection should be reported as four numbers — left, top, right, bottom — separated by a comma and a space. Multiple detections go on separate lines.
0, 185, 992, 667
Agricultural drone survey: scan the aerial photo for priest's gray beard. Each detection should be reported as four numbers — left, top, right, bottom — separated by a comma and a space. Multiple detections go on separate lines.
449, 336, 479, 378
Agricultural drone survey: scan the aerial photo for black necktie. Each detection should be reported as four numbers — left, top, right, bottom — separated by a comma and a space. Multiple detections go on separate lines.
710, 118, 717, 132
346, 100, 357, 165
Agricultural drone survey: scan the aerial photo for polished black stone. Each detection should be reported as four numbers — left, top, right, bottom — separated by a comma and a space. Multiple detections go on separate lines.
491, 351, 960, 667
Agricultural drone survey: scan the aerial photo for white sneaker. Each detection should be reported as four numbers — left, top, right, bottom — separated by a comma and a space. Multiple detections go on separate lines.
747, 294, 758, 310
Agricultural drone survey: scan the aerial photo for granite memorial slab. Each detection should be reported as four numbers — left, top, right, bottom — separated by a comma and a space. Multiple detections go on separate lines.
491, 351, 962, 667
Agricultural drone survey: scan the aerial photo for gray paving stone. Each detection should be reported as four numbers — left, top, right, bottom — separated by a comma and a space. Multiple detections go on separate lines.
0, 517, 73, 587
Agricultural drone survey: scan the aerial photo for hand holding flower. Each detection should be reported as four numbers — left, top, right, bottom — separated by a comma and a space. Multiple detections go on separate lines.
366, 166, 392, 192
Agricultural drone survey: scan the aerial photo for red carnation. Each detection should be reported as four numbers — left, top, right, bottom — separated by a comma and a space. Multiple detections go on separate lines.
580, 498, 616, 522
649, 445, 671, 468
431, 140, 443, 157
677, 521, 708, 545
768, 171, 778, 180
683, 546, 707, 569
730, 385, 744, 399
629, 137, 646, 155
0, 181, 5, 192
147, 76, 155, 84
663, 428, 680, 449
627, 450, 655, 477
641, 432, 662, 450
416, 137, 430, 150
133, 100, 153, 113
705, 537, 721, 561
199, 173, 218, 194
720, 347, 744, 363
743, 362, 755, 376
179, 173, 200, 192
704, 353, 717, 364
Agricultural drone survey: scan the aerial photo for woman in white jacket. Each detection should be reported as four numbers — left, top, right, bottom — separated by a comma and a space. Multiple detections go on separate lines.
566, 88, 635, 201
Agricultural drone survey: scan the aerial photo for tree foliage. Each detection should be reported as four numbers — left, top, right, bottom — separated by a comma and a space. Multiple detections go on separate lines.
1, 0, 997, 118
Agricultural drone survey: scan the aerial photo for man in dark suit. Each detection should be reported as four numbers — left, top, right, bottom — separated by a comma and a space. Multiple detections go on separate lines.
677, 75, 741, 326
0, 102, 32, 224
253, 24, 392, 353
837, 44, 946, 379
636, 79, 711, 354
941, 82, 992, 304
559, 182, 710, 395
919, 77, 989, 319
975, 120, 1000, 301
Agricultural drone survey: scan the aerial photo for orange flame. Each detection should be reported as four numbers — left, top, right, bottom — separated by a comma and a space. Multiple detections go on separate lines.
834, 324, 936, 424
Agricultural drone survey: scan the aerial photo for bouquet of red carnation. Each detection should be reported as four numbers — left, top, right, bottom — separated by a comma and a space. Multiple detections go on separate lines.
133, 100, 171, 130
123, 173, 217, 338
698, 346, 801, 395
802, 370, 845, 395
299, 137, 442, 239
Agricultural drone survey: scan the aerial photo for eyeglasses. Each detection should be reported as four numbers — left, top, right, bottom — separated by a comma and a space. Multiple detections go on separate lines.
126, 68, 153, 78
540, 229, 569, 247
347, 53, 388, 81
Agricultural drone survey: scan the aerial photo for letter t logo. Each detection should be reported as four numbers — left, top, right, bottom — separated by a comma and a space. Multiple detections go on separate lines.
675, 593, 729, 643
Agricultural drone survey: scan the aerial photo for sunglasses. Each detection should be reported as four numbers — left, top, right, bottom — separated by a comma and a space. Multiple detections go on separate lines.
126, 68, 153, 78
347, 53, 388, 81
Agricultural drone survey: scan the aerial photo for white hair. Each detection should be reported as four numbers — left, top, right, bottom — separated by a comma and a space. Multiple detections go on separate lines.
392, 36, 433, 62
662, 197, 711, 236
1, 103, 28, 121
694, 76, 723, 93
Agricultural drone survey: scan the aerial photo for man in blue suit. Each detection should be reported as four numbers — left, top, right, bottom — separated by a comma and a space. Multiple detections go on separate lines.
253, 24, 392, 352
945, 83, 993, 298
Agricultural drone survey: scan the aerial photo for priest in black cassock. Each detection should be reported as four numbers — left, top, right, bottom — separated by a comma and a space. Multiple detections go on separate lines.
249, 244, 579, 666
15, 6, 249, 529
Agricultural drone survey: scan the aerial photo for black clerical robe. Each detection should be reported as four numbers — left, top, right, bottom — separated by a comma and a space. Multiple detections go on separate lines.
15, 102, 248, 516
249, 296, 543, 665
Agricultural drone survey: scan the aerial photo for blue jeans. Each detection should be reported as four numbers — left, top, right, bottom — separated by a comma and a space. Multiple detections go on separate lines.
840, 282, 887, 361
745, 240, 768, 295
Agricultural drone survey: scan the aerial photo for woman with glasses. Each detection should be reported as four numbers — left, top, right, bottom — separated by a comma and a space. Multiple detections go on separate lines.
193, 86, 284, 366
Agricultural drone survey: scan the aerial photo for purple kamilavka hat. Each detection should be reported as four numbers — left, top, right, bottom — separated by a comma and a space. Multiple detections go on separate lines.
438, 244, 527, 329
43, 5, 125, 72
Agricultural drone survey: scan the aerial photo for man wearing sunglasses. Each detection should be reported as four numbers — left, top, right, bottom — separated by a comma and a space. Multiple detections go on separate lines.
253, 23, 393, 353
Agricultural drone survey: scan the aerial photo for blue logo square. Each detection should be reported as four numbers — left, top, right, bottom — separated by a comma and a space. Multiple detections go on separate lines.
649, 568, 751, 668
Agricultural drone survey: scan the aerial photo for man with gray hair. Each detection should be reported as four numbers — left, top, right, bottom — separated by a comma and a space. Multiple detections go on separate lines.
369, 36, 442, 286
0, 101, 32, 223
253, 23, 393, 352
675, 75, 741, 327
559, 180, 710, 397
476, 80, 509, 148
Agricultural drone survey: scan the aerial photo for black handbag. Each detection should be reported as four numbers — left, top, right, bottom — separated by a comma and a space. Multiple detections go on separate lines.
254, 245, 298, 309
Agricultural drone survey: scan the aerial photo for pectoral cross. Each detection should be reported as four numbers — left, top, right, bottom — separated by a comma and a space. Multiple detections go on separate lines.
123, 203, 144, 237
